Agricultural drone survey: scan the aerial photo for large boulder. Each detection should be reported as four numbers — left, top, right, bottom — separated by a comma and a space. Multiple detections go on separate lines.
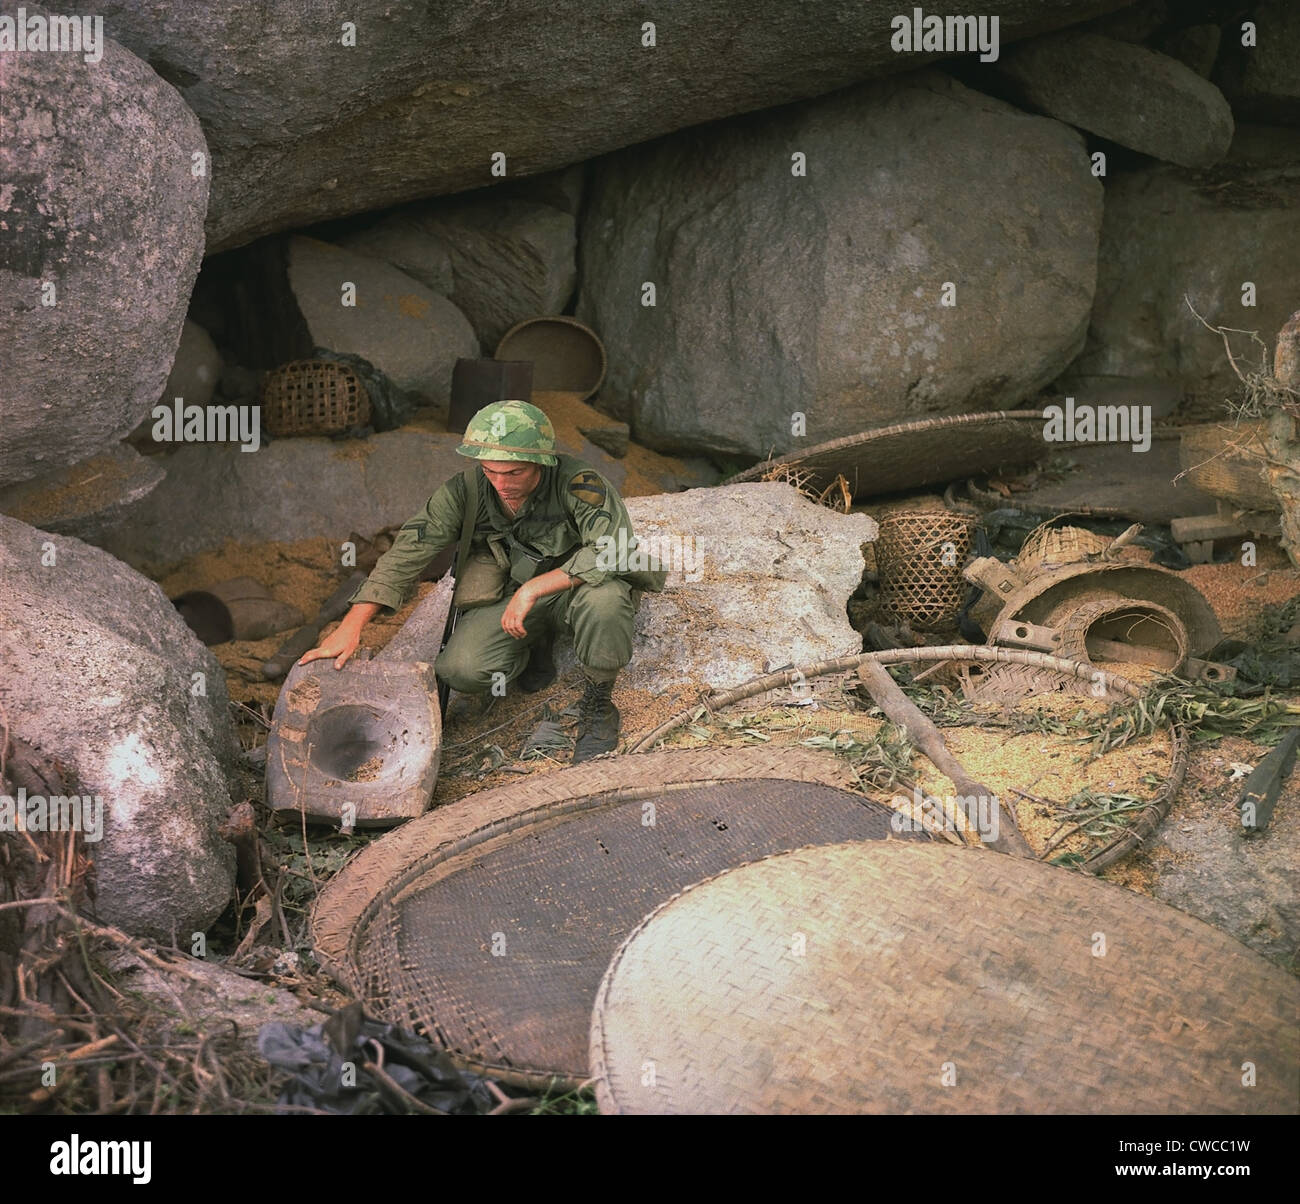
577, 72, 1103, 459
0, 444, 166, 545
0, 514, 238, 939
1215, 0, 1300, 125
1157, 24, 1222, 79
555, 483, 876, 692
50, 0, 1133, 251
1068, 126, 1300, 404
92, 419, 669, 571
0, 5, 209, 489
95, 430, 473, 570
341, 193, 576, 350
996, 31, 1234, 168
285, 237, 478, 407
1080, 0, 1171, 43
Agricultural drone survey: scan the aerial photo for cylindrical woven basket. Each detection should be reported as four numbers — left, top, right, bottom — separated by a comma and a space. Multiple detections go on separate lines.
876, 510, 976, 630
1178, 420, 1276, 511
262, 359, 371, 437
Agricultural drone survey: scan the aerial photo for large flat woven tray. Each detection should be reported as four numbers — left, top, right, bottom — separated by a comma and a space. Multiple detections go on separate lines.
724, 411, 1046, 497
591, 841, 1300, 1114
312, 747, 927, 1089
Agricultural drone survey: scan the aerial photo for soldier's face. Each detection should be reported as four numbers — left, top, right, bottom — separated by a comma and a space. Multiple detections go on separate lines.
481, 460, 542, 506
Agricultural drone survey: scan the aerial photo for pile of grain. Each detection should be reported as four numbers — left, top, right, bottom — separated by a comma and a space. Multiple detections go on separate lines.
347, 756, 385, 783
153, 536, 432, 707
1180, 557, 1299, 638
531, 389, 692, 497
653, 690, 1173, 863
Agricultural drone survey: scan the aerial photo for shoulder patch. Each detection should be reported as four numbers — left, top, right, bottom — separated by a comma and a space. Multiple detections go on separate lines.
568, 470, 607, 508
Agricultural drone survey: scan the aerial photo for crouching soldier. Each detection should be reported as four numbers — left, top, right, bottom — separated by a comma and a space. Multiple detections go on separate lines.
298, 401, 665, 763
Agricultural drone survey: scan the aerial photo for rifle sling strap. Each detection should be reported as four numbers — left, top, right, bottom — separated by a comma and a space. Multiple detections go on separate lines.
452, 466, 478, 592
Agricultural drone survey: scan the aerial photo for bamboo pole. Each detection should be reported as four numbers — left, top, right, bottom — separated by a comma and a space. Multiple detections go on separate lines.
855, 660, 1033, 858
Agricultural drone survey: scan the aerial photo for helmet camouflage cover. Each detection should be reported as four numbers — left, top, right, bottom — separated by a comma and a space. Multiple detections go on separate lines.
456, 400, 558, 466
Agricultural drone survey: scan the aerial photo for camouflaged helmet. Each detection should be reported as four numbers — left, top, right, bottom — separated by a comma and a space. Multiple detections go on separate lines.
455, 400, 558, 466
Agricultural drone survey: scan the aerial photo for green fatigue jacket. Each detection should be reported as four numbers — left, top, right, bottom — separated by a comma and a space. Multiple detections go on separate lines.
350, 454, 666, 615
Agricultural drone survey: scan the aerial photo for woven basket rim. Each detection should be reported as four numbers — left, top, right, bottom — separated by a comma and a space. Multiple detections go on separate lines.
877, 508, 978, 527
495, 316, 608, 402
725, 411, 1045, 485
589, 840, 1299, 1115
311, 746, 866, 1087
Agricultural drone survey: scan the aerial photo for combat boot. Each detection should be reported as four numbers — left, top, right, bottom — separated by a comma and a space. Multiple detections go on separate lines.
572, 673, 620, 763
516, 636, 556, 693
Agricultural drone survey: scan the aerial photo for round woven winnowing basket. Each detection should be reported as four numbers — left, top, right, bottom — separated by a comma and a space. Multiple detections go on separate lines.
262, 359, 370, 436
590, 841, 1300, 1115
876, 510, 976, 630
495, 316, 607, 401
724, 411, 1046, 499
311, 746, 926, 1089
1179, 420, 1277, 511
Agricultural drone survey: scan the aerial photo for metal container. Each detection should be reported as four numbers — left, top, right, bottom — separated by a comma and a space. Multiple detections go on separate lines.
172, 576, 303, 645
449, 358, 533, 434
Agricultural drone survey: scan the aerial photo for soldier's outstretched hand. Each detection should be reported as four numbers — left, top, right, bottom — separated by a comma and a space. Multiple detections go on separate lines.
298, 623, 361, 669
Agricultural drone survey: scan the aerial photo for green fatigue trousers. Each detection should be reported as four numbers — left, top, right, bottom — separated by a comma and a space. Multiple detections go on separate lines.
435, 579, 640, 695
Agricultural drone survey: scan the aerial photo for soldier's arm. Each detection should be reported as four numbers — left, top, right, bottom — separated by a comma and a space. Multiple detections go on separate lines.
557, 470, 637, 588
298, 476, 466, 668
349, 475, 466, 614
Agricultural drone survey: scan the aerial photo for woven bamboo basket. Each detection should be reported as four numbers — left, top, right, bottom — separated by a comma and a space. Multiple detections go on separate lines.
495, 316, 607, 402
262, 359, 370, 437
1045, 591, 1189, 674
311, 746, 921, 1089
1017, 524, 1111, 571
590, 842, 1299, 1115
1178, 420, 1276, 511
876, 510, 976, 630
